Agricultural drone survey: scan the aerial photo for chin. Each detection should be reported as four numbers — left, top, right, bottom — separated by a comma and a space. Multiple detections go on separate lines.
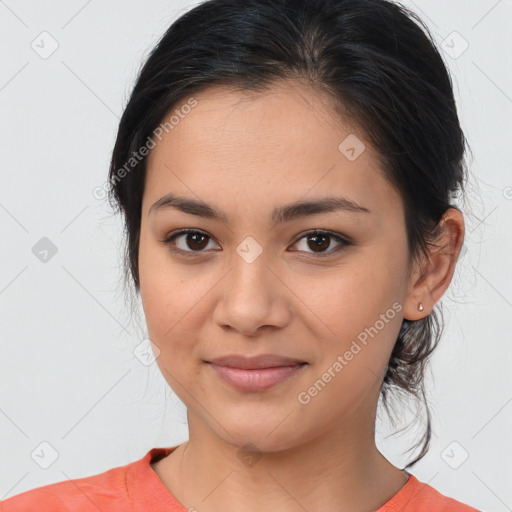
210, 417, 310, 455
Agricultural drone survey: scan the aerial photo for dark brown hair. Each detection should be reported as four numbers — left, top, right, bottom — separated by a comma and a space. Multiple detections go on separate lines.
107, 0, 469, 469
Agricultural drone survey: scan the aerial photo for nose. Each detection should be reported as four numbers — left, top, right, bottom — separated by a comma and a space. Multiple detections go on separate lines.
213, 247, 292, 337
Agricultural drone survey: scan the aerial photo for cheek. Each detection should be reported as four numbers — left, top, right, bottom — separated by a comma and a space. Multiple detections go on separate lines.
296, 262, 401, 337
292, 244, 407, 369
138, 234, 190, 343
139, 268, 203, 385
140, 269, 202, 342
138, 237, 216, 368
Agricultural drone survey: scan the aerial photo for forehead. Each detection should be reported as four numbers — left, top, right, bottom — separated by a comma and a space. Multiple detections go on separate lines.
143, 81, 398, 219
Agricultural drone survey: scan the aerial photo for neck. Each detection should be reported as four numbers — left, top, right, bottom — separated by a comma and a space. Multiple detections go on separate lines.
152, 411, 408, 512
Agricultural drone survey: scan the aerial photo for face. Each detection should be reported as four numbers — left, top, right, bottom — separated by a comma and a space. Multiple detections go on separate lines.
139, 81, 414, 452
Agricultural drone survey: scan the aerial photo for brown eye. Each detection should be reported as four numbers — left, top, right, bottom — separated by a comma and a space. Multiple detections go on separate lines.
291, 230, 352, 256
306, 233, 330, 252
183, 231, 209, 250
164, 229, 219, 254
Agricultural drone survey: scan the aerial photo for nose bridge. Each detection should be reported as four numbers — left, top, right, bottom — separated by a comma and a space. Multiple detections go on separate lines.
229, 235, 272, 299
214, 235, 290, 334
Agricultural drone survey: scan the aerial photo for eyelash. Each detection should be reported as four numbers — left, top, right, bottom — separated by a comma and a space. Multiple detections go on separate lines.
162, 229, 352, 258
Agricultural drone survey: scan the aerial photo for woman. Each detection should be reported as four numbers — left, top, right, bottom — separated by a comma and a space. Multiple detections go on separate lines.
1, 0, 480, 510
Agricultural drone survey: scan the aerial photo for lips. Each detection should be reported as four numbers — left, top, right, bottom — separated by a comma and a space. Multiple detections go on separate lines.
205, 354, 308, 392
206, 354, 307, 369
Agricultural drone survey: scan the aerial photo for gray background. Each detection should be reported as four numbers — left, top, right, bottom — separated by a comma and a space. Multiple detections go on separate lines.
0, 1, 511, 510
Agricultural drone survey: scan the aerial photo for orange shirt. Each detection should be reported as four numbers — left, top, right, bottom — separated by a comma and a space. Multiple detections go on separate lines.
0, 446, 480, 511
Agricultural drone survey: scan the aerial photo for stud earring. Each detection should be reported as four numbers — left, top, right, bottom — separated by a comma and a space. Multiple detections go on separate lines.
418, 303, 424, 312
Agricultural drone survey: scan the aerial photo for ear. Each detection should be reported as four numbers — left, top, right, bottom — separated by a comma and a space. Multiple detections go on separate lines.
402, 208, 465, 321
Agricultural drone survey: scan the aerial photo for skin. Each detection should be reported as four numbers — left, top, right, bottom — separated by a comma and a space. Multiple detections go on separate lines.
138, 80, 464, 512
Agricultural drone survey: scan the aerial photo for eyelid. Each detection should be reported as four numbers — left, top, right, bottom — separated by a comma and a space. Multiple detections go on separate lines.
162, 228, 352, 257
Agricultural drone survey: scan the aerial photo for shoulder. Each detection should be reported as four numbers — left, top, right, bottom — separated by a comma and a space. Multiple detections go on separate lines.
0, 462, 129, 512
0, 447, 176, 512
0, 470, 121, 512
378, 473, 481, 512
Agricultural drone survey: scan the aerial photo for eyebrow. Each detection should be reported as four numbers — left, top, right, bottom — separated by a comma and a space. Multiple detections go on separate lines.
149, 193, 371, 224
